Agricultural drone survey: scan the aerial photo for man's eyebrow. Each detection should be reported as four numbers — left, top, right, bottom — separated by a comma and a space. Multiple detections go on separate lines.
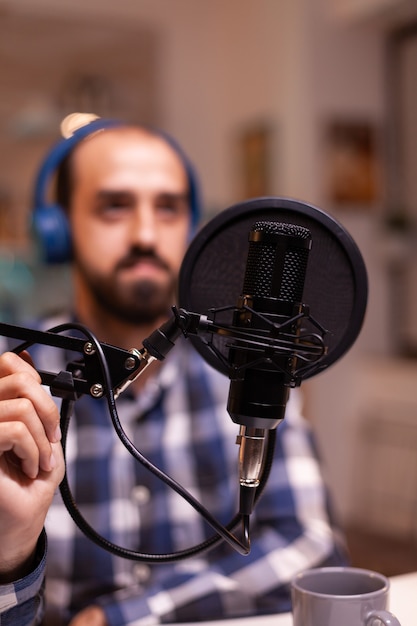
94, 190, 189, 201
156, 191, 189, 203
95, 189, 134, 200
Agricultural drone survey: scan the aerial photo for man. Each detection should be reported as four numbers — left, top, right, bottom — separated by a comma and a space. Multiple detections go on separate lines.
0, 117, 346, 625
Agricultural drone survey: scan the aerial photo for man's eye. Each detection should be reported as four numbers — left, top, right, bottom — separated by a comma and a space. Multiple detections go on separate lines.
156, 197, 188, 217
98, 205, 126, 218
97, 196, 132, 216
106, 201, 129, 211
157, 203, 177, 214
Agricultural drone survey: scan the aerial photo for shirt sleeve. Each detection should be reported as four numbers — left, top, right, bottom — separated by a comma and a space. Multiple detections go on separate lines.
0, 531, 47, 626
95, 402, 347, 626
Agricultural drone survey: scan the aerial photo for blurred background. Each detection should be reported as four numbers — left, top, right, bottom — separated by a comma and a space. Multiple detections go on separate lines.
1, 0, 417, 576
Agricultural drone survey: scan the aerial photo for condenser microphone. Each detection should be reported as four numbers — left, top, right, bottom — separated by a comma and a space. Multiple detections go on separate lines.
224, 220, 312, 514
227, 220, 312, 431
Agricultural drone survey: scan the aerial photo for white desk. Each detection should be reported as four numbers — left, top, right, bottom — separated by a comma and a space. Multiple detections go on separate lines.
388, 571, 417, 625
165, 572, 417, 625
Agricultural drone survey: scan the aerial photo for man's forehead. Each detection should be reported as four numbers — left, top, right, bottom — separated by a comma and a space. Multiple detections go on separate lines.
74, 127, 179, 159
73, 128, 188, 180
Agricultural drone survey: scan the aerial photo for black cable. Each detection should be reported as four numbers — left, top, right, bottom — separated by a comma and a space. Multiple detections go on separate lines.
57, 322, 253, 557
60, 391, 276, 562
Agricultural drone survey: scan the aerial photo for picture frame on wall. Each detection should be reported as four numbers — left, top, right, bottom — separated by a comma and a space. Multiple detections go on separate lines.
324, 120, 380, 208
238, 122, 273, 199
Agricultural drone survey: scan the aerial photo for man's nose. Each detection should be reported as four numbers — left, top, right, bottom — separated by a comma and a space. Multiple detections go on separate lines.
131, 206, 157, 249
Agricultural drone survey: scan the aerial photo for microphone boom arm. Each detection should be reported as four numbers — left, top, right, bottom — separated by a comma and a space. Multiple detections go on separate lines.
0, 321, 144, 400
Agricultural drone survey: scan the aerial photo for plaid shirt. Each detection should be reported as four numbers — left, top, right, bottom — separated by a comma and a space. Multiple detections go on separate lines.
0, 317, 346, 625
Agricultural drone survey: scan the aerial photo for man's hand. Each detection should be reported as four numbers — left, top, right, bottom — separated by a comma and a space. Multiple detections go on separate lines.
69, 605, 108, 626
0, 351, 65, 581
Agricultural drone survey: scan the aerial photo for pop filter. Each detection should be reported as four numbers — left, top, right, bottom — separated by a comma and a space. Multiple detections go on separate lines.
178, 196, 368, 380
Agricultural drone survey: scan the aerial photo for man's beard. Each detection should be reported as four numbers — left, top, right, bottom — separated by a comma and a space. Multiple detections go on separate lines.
75, 250, 178, 325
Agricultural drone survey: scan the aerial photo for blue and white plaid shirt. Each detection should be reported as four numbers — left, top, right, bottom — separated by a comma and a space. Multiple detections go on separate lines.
0, 316, 346, 625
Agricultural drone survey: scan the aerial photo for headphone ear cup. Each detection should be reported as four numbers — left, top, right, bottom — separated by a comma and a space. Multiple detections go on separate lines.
32, 203, 72, 264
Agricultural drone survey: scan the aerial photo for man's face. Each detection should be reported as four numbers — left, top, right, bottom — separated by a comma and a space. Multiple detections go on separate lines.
68, 128, 191, 325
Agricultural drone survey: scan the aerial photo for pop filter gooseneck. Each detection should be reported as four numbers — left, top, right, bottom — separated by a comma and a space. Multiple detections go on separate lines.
178, 196, 368, 379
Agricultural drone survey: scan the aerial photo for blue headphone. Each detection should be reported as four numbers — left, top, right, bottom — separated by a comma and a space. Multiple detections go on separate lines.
32, 118, 201, 264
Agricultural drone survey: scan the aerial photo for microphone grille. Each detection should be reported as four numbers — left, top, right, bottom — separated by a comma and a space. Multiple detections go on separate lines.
243, 221, 311, 301
252, 221, 311, 239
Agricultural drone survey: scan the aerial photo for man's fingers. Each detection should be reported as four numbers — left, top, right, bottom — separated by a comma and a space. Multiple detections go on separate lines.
0, 421, 41, 479
0, 397, 58, 473
0, 352, 61, 445
0, 351, 42, 382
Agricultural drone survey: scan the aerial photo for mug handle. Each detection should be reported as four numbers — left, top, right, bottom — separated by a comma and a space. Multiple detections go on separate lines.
365, 609, 401, 625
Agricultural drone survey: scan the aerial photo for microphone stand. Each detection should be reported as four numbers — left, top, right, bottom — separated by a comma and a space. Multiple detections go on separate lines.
0, 303, 325, 562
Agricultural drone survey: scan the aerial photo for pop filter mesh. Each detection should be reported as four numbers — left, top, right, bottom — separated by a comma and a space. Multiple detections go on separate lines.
178, 197, 368, 380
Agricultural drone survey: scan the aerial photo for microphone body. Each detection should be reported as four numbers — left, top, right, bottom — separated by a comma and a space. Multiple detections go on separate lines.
227, 221, 312, 512
227, 221, 312, 430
